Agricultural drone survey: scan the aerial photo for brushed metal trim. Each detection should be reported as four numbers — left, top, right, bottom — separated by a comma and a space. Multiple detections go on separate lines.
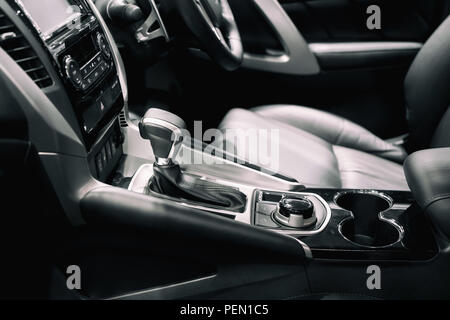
242, 0, 320, 75
135, 0, 169, 43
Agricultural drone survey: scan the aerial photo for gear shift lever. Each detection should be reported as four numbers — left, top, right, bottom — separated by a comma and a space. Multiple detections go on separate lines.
139, 108, 186, 165
139, 108, 247, 212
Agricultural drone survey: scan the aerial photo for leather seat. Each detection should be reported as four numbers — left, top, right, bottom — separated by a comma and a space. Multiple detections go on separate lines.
219, 16, 450, 190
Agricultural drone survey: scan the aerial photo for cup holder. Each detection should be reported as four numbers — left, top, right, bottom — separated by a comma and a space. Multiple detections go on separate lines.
335, 191, 401, 248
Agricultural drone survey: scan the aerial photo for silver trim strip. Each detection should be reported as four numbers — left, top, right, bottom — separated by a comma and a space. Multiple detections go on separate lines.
109, 274, 217, 300
309, 42, 423, 54
293, 238, 313, 259
242, 0, 320, 75
135, 0, 169, 43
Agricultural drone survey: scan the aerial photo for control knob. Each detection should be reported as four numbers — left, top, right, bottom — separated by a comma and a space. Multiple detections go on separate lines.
273, 196, 317, 228
96, 33, 111, 59
63, 55, 83, 89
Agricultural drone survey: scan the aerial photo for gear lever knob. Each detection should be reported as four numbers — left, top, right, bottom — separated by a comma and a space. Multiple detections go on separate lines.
139, 108, 187, 165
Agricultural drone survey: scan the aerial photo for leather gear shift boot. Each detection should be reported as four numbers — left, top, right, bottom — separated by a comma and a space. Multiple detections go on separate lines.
149, 163, 247, 213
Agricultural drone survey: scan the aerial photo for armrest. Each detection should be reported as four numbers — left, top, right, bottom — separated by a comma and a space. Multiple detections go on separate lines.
404, 148, 450, 240
80, 186, 306, 262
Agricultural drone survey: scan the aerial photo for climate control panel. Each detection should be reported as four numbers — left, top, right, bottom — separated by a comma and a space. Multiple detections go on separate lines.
61, 31, 112, 92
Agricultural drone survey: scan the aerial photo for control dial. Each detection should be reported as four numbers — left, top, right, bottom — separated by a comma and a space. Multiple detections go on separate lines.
96, 33, 111, 59
63, 55, 83, 89
273, 196, 317, 228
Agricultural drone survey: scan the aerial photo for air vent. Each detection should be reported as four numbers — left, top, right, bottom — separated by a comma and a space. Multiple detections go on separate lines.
0, 9, 53, 89
119, 110, 128, 127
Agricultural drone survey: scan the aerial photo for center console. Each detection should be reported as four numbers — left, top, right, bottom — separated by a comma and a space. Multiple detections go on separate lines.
127, 108, 439, 263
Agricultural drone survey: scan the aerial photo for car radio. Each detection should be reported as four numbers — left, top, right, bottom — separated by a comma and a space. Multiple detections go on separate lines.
13, 0, 124, 150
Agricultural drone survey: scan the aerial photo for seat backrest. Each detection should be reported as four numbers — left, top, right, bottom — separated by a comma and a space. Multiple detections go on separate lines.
404, 15, 450, 152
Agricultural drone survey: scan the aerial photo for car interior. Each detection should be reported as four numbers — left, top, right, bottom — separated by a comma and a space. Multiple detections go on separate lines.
0, 0, 449, 300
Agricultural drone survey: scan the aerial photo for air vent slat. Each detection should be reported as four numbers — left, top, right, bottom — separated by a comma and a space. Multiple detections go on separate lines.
0, 24, 14, 31
33, 75, 51, 83
6, 44, 31, 53
24, 65, 45, 73
0, 9, 52, 89
15, 56, 38, 64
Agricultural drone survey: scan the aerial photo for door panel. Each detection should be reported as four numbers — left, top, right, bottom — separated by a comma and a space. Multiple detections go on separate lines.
280, 0, 447, 42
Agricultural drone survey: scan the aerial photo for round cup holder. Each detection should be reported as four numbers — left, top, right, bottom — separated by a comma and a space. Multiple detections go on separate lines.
334, 191, 402, 248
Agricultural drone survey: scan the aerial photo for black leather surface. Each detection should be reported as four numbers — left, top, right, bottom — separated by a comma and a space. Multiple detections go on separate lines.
150, 163, 247, 212
404, 16, 450, 151
280, 0, 447, 43
219, 107, 409, 190
314, 47, 420, 70
80, 186, 306, 261
404, 148, 450, 209
174, 0, 243, 71
404, 148, 450, 241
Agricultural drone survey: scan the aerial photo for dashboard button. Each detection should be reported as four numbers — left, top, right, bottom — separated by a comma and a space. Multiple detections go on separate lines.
63, 55, 83, 89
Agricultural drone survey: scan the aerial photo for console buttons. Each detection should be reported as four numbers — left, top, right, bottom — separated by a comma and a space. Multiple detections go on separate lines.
63, 55, 83, 89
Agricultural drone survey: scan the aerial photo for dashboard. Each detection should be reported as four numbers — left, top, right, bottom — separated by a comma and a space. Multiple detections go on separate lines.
0, 0, 125, 181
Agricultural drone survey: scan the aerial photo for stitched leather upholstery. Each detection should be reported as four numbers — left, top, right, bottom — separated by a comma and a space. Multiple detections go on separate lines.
219, 107, 409, 190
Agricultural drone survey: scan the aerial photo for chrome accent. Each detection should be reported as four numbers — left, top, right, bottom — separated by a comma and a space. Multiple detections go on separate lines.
333, 189, 394, 208
178, 140, 303, 190
193, 0, 227, 47
242, 0, 320, 75
0, 31, 17, 41
135, 0, 169, 43
273, 196, 317, 229
272, 192, 331, 237
141, 118, 184, 161
334, 190, 405, 249
156, 158, 171, 166
309, 42, 423, 54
